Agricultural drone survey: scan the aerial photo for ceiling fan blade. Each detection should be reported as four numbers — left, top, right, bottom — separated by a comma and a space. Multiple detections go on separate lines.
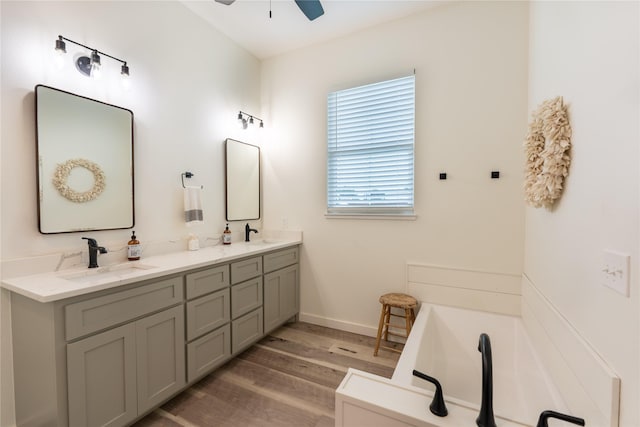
215, 0, 236, 5
294, 0, 324, 21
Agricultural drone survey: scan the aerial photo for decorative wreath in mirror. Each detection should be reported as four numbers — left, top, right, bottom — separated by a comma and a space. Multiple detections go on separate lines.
52, 158, 106, 203
524, 96, 572, 209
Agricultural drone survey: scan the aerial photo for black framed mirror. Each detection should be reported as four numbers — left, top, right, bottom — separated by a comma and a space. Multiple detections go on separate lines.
35, 85, 134, 233
225, 138, 260, 221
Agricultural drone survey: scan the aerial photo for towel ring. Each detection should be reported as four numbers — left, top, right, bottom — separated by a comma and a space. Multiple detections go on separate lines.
181, 172, 203, 189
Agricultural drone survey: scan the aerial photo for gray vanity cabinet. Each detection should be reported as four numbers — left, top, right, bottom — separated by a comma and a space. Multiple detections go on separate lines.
134, 305, 186, 412
185, 265, 232, 383
9, 244, 300, 427
65, 279, 185, 427
67, 323, 137, 427
67, 324, 138, 426
230, 256, 264, 354
67, 305, 185, 426
10, 275, 185, 427
263, 248, 300, 334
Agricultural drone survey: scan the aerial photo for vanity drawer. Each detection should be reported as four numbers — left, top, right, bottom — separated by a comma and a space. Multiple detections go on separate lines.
186, 288, 230, 341
187, 323, 231, 383
230, 256, 262, 285
232, 308, 263, 354
231, 277, 263, 319
264, 247, 299, 273
185, 265, 229, 300
65, 276, 183, 341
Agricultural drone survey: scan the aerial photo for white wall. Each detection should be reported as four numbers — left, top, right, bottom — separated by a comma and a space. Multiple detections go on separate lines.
1, 1, 262, 261
261, 1, 529, 332
5, 1, 635, 426
526, 2, 639, 426
1, 1, 261, 424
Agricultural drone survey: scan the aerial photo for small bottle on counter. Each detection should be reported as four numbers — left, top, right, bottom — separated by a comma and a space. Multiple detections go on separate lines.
223, 224, 232, 245
188, 234, 199, 251
127, 231, 142, 261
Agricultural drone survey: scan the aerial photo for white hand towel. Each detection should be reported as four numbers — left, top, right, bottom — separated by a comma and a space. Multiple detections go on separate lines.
184, 187, 203, 223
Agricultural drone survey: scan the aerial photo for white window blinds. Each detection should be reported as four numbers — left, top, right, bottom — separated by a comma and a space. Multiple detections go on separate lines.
327, 75, 415, 215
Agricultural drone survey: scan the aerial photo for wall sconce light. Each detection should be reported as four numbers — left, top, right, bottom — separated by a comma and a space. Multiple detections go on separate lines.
54, 35, 130, 81
238, 111, 264, 129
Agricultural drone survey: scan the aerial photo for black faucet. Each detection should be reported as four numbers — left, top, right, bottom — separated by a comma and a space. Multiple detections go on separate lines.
477, 333, 496, 427
412, 369, 448, 417
245, 223, 258, 242
82, 237, 107, 268
536, 410, 585, 427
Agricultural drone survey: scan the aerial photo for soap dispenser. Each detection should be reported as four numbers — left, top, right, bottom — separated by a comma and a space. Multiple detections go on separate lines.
127, 231, 141, 261
188, 233, 199, 251
223, 224, 232, 245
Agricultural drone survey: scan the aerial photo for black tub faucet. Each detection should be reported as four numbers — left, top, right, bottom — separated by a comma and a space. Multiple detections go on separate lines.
82, 237, 107, 268
477, 333, 496, 427
412, 369, 448, 417
537, 410, 585, 427
245, 223, 258, 242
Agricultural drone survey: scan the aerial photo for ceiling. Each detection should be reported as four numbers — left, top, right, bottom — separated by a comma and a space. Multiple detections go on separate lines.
181, 0, 447, 59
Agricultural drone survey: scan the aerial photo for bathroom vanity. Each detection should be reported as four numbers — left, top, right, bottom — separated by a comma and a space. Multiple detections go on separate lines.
3, 239, 300, 427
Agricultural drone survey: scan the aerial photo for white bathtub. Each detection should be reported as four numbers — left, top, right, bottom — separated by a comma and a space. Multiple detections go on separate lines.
391, 303, 567, 426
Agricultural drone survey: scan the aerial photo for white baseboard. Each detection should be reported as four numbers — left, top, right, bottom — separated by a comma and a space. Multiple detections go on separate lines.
299, 312, 379, 338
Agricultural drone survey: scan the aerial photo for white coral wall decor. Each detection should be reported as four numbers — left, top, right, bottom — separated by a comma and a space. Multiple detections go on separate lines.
52, 158, 106, 203
523, 96, 572, 209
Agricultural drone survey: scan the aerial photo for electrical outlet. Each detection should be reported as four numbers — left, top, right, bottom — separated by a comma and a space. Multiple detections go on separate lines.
601, 250, 630, 297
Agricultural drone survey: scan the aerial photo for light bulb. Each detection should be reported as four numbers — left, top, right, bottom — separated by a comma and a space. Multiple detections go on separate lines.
121, 74, 131, 89
120, 63, 130, 88
90, 51, 101, 79
54, 49, 65, 70
53, 37, 66, 70
90, 63, 101, 79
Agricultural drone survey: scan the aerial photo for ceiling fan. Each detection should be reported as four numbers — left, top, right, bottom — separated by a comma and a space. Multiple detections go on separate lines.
215, 0, 325, 21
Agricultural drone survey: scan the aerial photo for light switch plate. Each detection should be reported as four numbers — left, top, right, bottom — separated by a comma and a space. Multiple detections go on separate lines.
602, 250, 630, 297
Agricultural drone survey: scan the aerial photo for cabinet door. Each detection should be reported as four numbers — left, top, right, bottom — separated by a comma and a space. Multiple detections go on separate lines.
187, 323, 231, 383
67, 323, 137, 427
230, 256, 262, 284
136, 305, 186, 414
263, 264, 299, 334
263, 247, 299, 273
185, 265, 229, 300
231, 277, 263, 319
231, 308, 263, 354
186, 288, 230, 341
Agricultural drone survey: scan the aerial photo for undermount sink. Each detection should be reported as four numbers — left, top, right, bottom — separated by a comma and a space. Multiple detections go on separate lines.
59, 263, 157, 283
246, 239, 281, 246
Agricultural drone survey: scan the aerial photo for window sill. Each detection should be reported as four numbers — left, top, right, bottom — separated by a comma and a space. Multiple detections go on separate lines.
325, 212, 417, 221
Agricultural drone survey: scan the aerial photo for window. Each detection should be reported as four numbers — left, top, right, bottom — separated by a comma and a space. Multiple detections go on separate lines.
327, 75, 415, 217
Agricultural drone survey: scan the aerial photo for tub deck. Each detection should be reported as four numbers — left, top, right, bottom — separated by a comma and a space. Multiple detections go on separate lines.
392, 303, 567, 426
336, 302, 573, 427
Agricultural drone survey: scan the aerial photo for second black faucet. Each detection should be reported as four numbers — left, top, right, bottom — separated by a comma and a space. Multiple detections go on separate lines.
82, 237, 107, 268
245, 223, 258, 242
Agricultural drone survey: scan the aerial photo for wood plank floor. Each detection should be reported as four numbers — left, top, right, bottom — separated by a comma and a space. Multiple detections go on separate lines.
133, 322, 402, 427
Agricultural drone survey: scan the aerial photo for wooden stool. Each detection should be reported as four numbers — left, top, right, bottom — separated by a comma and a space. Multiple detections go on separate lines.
373, 293, 417, 356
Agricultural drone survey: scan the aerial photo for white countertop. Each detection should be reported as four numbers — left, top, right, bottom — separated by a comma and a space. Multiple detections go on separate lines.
1, 238, 301, 303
